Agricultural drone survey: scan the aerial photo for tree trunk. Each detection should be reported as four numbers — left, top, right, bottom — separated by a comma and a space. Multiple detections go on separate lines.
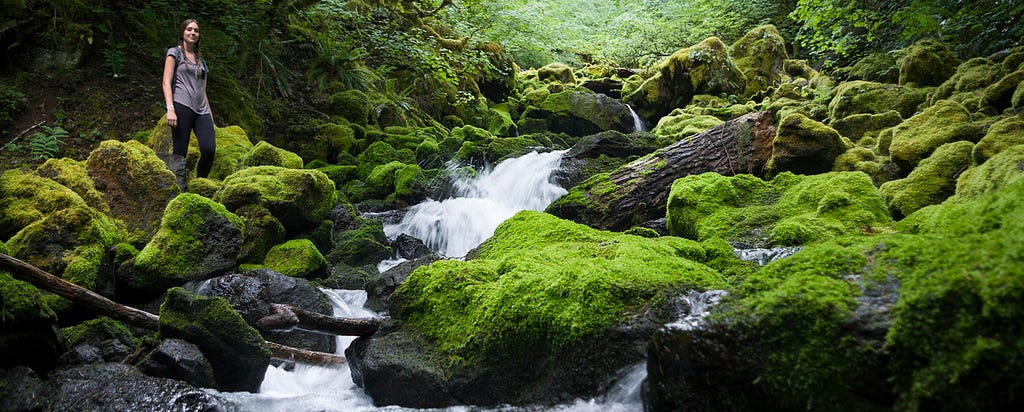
548, 111, 776, 231
0, 253, 349, 365
259, 303, 382, 337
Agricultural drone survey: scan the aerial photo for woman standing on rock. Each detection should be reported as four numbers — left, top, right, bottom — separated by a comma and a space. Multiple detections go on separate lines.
162, 18, 215, 191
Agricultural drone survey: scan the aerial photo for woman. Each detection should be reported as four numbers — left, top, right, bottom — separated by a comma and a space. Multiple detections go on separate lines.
162, 18, 215, 191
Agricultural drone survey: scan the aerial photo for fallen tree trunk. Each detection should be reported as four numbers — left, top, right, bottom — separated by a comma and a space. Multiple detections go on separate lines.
259, 303, 382, 337
0, 253, 346, 365
547, 111, 777, 231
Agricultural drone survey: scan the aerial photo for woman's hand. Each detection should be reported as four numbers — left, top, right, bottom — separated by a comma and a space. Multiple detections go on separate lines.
167, 108, 177, 128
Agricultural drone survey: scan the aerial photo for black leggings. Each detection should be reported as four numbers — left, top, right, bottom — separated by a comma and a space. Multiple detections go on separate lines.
171, 102, 216, 178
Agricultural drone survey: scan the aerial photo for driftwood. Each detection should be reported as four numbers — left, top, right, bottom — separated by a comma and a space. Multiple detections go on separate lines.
259, 303, 382, 337
548, 111, 777, 231
0, 253, 346, 365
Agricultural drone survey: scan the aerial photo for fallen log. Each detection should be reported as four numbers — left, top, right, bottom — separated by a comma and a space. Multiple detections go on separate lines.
0, 253, 345, 365
259, 303, 382, 337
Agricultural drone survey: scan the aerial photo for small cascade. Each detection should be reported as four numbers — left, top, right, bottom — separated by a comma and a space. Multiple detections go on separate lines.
384, 150, 568, 258
626, 104, 647, 132
665, 289, 729, 331
734, 246, 803, 266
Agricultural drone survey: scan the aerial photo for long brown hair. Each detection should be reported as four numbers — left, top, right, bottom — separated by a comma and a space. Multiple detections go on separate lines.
177, 18, 201, 60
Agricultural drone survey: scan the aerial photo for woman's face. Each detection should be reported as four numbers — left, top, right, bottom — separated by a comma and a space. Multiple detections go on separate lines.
182, 22, 200, 45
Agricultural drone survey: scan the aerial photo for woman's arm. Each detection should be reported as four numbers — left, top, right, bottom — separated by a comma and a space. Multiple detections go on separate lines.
162, 54, 178, 127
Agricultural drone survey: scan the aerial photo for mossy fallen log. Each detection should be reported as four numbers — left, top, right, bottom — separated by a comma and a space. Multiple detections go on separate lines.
259, 303, 382, 337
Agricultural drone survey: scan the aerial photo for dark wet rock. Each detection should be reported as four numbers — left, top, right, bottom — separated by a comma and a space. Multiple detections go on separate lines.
365, 254, 444, 312
137, 338, 216, 388
346, 322, 456, 408
392, 233, 432, 260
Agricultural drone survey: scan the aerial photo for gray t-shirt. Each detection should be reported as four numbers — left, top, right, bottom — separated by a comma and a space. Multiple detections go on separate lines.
166, 47, 210, 115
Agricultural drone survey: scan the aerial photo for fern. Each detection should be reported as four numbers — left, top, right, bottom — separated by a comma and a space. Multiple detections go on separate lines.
28, 126, 67, 161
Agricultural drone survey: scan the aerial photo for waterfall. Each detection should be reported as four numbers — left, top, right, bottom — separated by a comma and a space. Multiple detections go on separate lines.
384, 150, 568, 258
665, 289, 729, 331
626, 105, 646, 132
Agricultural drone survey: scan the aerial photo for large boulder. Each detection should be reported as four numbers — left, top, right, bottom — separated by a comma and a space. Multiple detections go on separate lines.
537, 62, 576, 84
899, 39, 958, 87
956, 144, 1024, 200
625, 37, 746, 123
242, 140, 304, 169
86, 139, 178, 236
128, 193, 244, 297
0, 168, 89, 240
888, 100, 982, 171
215, 166, 335, 233
765, 112, 852, 176
263, 238, 328, 279
0, 270, 64, 374
666, 171, 891, 246
982, 70, 1024, 113
730, 25, 789, 98
348, 211, 747, 407
136, 338, 215, 389
881, 141, 974, 218
928, 57, 1002, 108
828, 80, 930, 120
158, 287, 270, 392
518, 90, 637, 136
35, 157, 111, 214
185, 268, 335, 353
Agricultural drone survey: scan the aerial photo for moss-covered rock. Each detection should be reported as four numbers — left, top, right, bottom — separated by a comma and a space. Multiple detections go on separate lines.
242, 140, 303, 169
899, 39, 958, 87
842, 51, 900, 83
880, 140, 974, 218
730, 25, 789, 98
356, 141, 407, 179
765, 113, 852, 176
830, 110, 903, 142
652, 109, 724, 142
264, 238, 327, 279
328, 214, 392, 267
518, 90, 636, 136
981, 70, 1024, 113
827, 80, 930, 120
131, 194, 244, 295
625, 37, 746, 122
158, 287, 269, 392
0, 168, 89, 240
954, 144, 1024, 201
326, 89, 371, 125
216, 166, 335, 233
7, 205, 123, 293
929, 57, 1001, 106
204, 125, 256, 180
35, 158, 110, 214
972, 115, 1024, 164
889, 100, 981, 171
666, 172, 891, 246
537, 62, 576, 84
86, 139, 178, 237
0, 271, 64, 374
235, 204, 286, 264
61, 316, 135, 349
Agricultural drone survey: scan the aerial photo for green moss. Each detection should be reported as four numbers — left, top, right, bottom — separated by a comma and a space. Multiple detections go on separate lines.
843, 52, 899, 83
0, 169, 88, 239
930, 58, 1000, 105
396, 211, 731, 357
828, 80, 930, 120
730, 25, 788, 98
899, 39, 958, 87
831, 110, 903, 142
134, 193, 244, 291
880, 141, 974, 218
956, 144, 1024, 200
666, 172, 890, 246
326, 89, 370, 125
242, 141, 304, 169
264, 238, 327, 279
981, 70, 1024, 112
235, 205, 286, 264
537, 62, 576, 84
652, 109, 723, 141
356, 141, 401, 179
889, 100, 979, 171
216, 166, 336, 232
766, 113, 852, 176
35, 157, 110, 214
328, 214, 392, 267
972, 115, 1024, 164
205, 125, 255, 180
0, 271, 56, 324
61, 317, 134, 348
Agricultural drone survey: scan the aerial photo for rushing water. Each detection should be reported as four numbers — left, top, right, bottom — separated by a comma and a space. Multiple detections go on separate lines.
626, 105, 646, 132
384, 150, 568, 259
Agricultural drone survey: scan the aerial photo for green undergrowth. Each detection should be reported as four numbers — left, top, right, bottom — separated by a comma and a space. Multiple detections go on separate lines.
394, 210, 742, 362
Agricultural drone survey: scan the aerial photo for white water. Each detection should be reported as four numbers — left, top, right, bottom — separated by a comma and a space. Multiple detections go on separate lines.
664, 290, 729, 331
384, 150, 568, 258
627, 105, 646, 132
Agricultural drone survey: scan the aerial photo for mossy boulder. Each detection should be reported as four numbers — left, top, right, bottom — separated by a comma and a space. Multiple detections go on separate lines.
86, 139, 178, 237
880, 141, 974, 218
765, 113, 852, 176
730, 24, 789, 98
625, 37, 746, 122
351, 211, 742, 406
827, 80, 930, 120
842, 51, 900, 83
518, 90, 636, 136
0, 168, 89, 240
263, 238, 327, 279
972, 115, 1024, 164
830, 110, 903, 141
204, 125, 256, 180
35, 158, 110, 214
889, 100, 980, 171
356, 141, 414, 179
666, 172, 891, 246
652, 109, 724, 142
131, 194, 244, 295
899, 39, 958, 87
929, 57, 1001, 106
7, 205, 123, 294
216, 166, 335, 233
328, 215, 392, 267
536, 62, 576, 84
0, 271, 64, 374
326, 89, 371, 125
982, 70, 1024, 113
61, 316, 135, 350
954, 144, 1024, 201
235, 204, 286, 264
158, 287, 270, 392
241, 140, 303, 169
